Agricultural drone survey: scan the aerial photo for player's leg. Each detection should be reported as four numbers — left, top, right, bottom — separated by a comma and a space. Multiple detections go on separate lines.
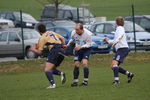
111, 60, 120, 84
112, 48, 134, 84
80, 48, 91, 86
71, 61, 81, 87
52, 53, 66, 84
117, 48, 134, 83
82, 48, 92, 86
44, 62, 56, 89
80, 59, 89, 86
118, 66, 134, 83
71, 50, 82, 87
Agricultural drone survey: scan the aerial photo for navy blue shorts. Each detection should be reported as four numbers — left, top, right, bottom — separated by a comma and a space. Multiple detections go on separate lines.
113, 48, 129, 64
74, 47, 92, 62
47, 46, 65, 67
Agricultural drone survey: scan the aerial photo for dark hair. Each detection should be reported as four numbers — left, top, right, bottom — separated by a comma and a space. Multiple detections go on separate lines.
116, 16, 124, 26
77, 23, 83, 30
37, 24, 46, 33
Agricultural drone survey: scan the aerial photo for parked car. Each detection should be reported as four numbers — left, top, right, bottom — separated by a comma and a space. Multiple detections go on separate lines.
0, 28, 41, 59
41, 4, 96, 24
0, 18, 14, 28
125, 15, 150, 32
0, 11, 38, 28
47, 26, 111, 54
90, 21, 150, 51
35, 20, 76, 30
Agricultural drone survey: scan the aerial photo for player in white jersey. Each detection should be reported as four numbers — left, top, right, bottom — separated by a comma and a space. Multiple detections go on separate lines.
64, 24, 92, 86
104, 16, 134, 84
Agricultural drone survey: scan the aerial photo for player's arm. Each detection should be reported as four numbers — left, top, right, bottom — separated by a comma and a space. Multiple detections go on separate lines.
67, 31, 75, 46
104, 28, 124, 46
63, 31, 75, 49
30, 46, 42, 55
30, 37, 45, 55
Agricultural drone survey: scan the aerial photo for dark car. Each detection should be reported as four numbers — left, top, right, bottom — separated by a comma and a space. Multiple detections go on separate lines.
125, 15, 150, 32
47, 26, 111, 54
41, 4, 96, 24
0, 11, 38, 28
0, 28, 41, 59
35, 20, 76, 30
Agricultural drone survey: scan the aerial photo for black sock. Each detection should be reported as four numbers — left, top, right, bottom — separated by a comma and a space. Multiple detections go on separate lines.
73, 66, 79, 80
119, 67, 127, 75
45, 71, 55, 85
83, 67, 89, 81
53, 69, 61, 75
113, 66, 119, 80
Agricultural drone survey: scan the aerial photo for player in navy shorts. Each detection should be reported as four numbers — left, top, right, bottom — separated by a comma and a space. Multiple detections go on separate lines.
104, 17, 134, 85
64, 24, 93, 86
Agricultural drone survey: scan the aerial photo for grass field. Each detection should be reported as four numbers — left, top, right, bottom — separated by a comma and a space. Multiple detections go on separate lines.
0, 0, 150, 20
0, 52, 150, 100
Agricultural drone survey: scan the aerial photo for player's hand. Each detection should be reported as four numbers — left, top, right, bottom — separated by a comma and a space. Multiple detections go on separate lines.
30, 45, 36, 52
103, 38, 109, 43
74, 46, 82, 51
63, 45, 68, 50
112, 43, 116, 47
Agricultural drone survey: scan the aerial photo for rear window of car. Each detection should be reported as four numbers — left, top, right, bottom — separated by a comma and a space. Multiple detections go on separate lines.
0, 32, 8, 41
18, 30, 41, 40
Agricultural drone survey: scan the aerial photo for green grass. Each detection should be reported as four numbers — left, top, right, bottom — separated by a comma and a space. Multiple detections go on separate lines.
0, 0, 150, 20
0, 52, 150, 100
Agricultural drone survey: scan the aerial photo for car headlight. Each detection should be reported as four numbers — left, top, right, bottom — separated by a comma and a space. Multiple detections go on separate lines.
26, 23, 32, 26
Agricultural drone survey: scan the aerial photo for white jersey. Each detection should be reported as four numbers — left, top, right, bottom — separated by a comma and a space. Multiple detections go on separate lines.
67, 28, 93, 48
108, 26, 129, 50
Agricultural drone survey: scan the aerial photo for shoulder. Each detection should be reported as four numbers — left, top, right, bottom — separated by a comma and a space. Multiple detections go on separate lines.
71, 30, 76, 37
116, 26, 124, 30
84, 28, 93, 36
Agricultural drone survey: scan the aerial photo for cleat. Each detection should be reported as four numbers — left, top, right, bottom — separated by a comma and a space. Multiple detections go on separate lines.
46, 84, 56, 89
79, 81, 88, 86
71, 82, 78, 87
127, 73, 134, 83
61, 72, 66, 84
112, 80, 120, 85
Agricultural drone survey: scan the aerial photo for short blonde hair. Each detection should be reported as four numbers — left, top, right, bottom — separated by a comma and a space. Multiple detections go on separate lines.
115, 16, 124, 26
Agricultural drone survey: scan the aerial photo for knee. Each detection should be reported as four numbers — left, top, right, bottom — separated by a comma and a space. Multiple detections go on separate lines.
74, 62, 80, 67
44, 65, 54, 72
44, 67, 52, 72
111, 60, 118, 68
82, 63, 88, 67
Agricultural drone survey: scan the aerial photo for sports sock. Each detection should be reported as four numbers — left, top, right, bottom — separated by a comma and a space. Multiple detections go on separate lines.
113, 66, 119, 81
119, 67, 127, 75
83, 67, 89, 81
53, 69, 61, 75
73, 66, 79, 80
45, 71, 55, 85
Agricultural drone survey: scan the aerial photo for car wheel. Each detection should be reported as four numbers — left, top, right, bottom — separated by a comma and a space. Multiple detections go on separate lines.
26, 49, 38, 59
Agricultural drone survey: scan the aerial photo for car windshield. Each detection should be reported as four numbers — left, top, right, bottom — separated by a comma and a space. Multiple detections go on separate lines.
14, 12, 37, 22
79, 8, 94, 18
65, 27, 74, 33
124, 22, 145, 33
72, 8, 94, 18
19, 30, 41, 40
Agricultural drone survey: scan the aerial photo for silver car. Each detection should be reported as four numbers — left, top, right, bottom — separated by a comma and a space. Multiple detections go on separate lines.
0, 28, 41, 59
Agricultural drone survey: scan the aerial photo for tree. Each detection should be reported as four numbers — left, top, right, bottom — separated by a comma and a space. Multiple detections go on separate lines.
36, 0, 65, 18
